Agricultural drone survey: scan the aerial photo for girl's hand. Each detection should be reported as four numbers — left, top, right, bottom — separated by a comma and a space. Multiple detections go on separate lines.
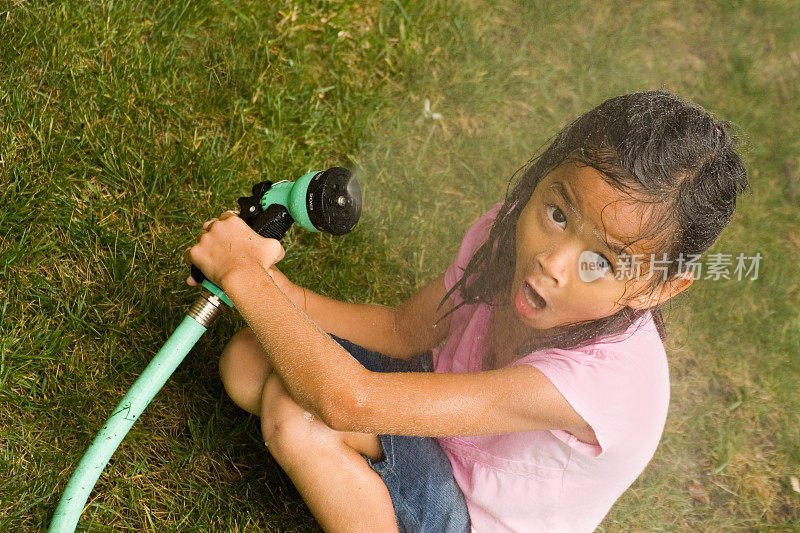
184, 210, 285, 289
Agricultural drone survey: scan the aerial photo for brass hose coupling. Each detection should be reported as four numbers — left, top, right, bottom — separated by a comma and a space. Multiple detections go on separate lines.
188, 288, 226, 328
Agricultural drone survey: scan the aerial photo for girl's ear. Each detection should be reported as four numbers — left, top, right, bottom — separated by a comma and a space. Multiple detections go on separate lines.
627, 272, 695, 309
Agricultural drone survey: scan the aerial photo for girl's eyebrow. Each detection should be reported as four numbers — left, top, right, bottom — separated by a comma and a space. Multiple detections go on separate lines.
551, 181, 626, 256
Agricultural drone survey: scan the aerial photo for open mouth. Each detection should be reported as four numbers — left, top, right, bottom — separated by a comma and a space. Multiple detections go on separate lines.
523, 281, 547, 309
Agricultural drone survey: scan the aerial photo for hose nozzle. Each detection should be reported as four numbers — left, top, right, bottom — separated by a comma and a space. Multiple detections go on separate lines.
190, 167, 362, 285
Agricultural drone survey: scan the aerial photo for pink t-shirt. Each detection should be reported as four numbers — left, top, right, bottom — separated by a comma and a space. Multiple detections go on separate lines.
432, 203, 670, 532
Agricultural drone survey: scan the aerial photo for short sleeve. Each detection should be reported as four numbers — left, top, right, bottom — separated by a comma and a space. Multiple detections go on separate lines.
444, 203, 504, 307
511, 347, 651, 457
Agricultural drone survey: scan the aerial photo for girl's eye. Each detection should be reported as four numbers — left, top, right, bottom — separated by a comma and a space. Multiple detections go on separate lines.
546, 205, 567, 228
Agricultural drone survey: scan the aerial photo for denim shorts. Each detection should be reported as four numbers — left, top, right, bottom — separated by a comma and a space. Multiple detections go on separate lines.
330, 335, 471, 533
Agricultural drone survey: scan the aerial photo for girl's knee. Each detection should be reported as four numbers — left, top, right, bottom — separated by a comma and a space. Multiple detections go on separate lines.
260, 374, 295, 446
260, 375, 381, 462
261, 375, 327, 459
219, 326, 270, 415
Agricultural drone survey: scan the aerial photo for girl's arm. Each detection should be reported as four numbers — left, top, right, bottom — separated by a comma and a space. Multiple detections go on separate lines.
224, 265, 590, 439
189, 214, 592, 439
268, 267, 451, 360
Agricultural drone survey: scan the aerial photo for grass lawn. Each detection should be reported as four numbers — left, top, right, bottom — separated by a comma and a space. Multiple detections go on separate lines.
2, 0, 798, 530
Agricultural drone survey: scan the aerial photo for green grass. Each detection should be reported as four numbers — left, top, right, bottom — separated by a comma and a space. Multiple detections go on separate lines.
2, 0, 798, 530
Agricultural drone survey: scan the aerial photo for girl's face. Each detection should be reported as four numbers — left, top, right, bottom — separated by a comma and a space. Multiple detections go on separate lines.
510, 161, 686, 333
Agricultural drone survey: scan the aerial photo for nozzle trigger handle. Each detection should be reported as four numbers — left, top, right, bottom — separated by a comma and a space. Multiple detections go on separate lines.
190, 181, 294, 285
248, 204, 295, 240
190, 264, 207, 285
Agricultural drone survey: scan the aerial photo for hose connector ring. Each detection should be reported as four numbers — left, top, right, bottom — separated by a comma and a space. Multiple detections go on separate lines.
188, 288, 226, 327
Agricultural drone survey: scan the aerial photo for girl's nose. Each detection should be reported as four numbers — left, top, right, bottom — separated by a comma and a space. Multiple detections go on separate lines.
536, 243, 579, 287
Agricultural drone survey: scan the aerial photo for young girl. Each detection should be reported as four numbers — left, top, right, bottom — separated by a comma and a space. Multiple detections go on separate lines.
186, 90, 748, 532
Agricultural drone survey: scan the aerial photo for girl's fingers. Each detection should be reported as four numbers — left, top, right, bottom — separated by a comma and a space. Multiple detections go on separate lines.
184, 248, 199, 286
202, 211, 237, 231
203, 210, 238, 229
187, 211, 243, 287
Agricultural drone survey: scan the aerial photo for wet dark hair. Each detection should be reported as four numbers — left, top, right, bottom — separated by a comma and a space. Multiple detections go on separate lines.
439, 90, 749, 354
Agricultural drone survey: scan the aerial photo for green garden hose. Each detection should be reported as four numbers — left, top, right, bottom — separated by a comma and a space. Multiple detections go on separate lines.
49, 168, 361, 531
49, 282, 231, 533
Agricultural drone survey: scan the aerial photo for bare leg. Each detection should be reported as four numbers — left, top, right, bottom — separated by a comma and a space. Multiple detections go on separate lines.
219, 326, 272, 416
220, 327, 394, 531
261, 373, 399, 533
219, 327, 383, 459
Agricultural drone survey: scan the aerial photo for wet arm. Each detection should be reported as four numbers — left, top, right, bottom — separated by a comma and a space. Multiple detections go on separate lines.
269, 268, 452, 360
225, 267, 590, 439
222, 265, 375, 421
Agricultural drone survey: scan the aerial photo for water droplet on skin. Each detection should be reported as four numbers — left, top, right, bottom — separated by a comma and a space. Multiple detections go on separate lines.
303, 411, 315, 422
